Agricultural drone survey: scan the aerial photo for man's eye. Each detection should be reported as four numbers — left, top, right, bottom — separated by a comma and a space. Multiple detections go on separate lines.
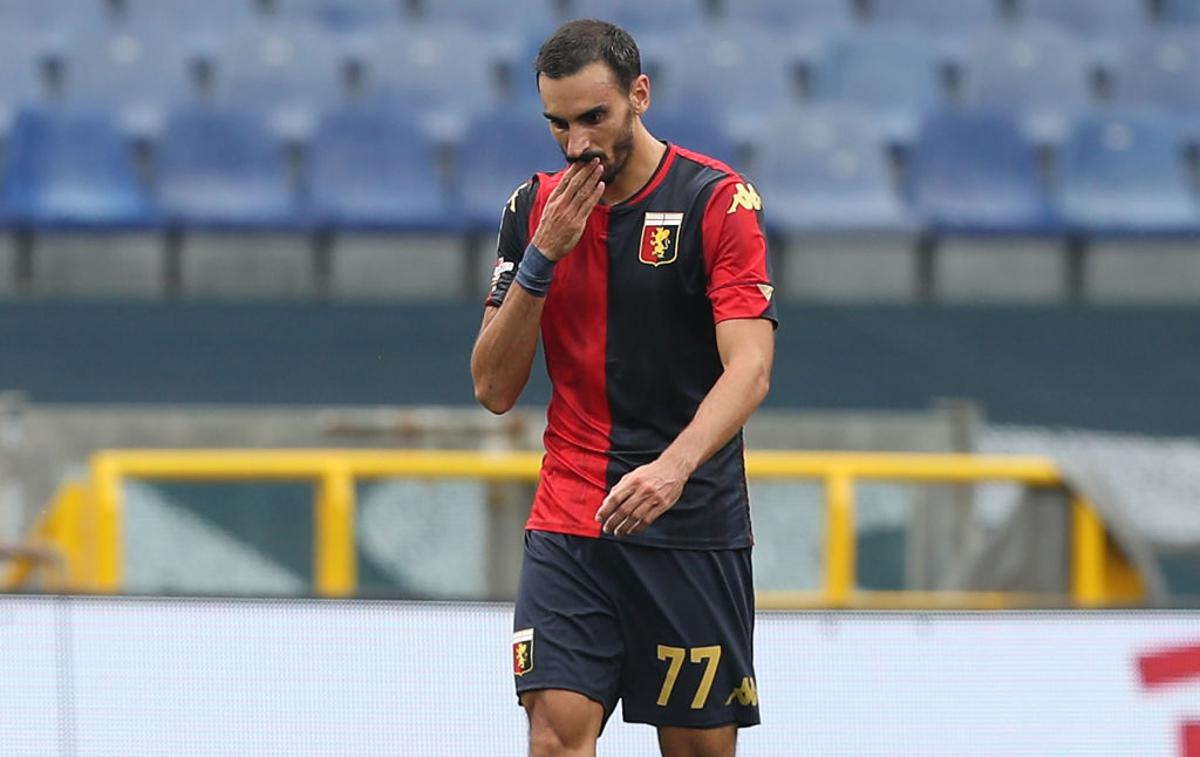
550, 120, 567, 130
585, 112, 603, 124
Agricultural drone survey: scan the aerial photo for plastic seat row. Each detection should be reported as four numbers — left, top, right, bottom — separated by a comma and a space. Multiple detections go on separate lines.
2, 22, 1199, 148
2, 103, 1197, 238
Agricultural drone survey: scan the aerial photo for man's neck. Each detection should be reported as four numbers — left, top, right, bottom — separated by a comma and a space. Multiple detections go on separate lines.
601, 125, 667, 206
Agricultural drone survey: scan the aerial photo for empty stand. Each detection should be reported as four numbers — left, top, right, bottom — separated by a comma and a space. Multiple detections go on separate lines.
271, 0, 403, 30
0, 30, 51, 137
417, 0, 559, 34
1161, 0, 1200, 24
642, 111, 739, 171
567, 0, 708, 30
725, 0, 856, 31
1018, 0, 1151, 37
0, 0, 110, 35
155, 106, 297, 229
308, 106, 451, 230
959, 25, 1092, 145
1059, 110, 1199, 235
118, 0, 262, 41
909, 110, 1056, 234
1112, 32, 1200, 143
810, 30, 943, 144
870, 0, 1000, 56
457, 109, 564, 231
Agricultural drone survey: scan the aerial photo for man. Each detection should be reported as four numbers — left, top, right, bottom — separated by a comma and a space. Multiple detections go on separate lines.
471, 18, 776, 757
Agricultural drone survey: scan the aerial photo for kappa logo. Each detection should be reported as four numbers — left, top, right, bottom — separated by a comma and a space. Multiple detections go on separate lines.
724, 676, 758, 706
513, 628, 534, 677
639, 212, 684, 267
726, 183, 762, 215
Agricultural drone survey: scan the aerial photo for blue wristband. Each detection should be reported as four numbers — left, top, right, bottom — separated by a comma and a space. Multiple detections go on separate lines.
515, 243, 557, 298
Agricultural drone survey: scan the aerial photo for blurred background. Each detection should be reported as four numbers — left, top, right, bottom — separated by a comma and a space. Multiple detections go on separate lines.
2, 0, 1200, 753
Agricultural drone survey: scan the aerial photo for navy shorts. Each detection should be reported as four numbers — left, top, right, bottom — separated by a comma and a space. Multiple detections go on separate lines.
512, 530, 760, 730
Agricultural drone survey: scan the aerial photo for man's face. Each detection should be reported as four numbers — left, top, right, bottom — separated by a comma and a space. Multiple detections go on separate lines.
538, 61, 640, 185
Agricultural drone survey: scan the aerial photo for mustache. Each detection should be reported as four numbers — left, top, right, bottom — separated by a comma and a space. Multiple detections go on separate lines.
565, 150, 607, 164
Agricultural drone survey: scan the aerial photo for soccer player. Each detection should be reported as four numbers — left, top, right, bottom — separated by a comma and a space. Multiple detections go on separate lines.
470, 18, 776, 757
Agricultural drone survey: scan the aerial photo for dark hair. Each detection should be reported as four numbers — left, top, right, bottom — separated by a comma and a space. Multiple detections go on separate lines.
534, 19, 641, 93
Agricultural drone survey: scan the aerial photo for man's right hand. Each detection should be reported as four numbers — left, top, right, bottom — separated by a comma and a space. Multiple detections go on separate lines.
529, 159, 605, 262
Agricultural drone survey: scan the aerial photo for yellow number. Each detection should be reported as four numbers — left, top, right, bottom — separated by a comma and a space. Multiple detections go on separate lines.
656, 645, 686, 706
656, 644, 724, 708
689, 646, 722, 709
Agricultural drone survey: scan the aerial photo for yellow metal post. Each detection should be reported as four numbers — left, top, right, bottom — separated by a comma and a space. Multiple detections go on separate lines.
90, 455, 124, 593
315, 465, 356, 597
1071, 495, 1106, 607
824, 470, 856, 607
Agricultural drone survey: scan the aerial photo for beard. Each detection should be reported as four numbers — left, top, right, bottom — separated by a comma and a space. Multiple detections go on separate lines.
564, 111, 636, 185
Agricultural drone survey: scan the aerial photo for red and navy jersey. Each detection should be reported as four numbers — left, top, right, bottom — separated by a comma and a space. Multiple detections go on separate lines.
486, 143, 777, 550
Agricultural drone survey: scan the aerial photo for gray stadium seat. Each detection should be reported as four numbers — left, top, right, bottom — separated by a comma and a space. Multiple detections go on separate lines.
1112, 31, 1200, 144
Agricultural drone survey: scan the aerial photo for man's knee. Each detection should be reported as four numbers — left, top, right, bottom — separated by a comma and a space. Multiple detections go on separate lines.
522, 689, 603, 757
657, 724, 738, 757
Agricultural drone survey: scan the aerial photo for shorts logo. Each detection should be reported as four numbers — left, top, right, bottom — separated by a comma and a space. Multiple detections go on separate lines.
639, 212, 684, 267
724, 676, 758, 706
513, 628, 534, 677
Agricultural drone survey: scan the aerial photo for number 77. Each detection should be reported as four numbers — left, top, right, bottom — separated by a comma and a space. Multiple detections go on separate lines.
656, 645, 722, 709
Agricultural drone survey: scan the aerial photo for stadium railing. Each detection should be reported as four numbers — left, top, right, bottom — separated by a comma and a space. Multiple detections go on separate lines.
0, 449, 1145, 609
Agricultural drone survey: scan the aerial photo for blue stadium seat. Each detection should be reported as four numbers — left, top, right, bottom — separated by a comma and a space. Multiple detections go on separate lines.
567, 0, 707, 30
0, 29, 49, 137
120, 0, 261, 40
810, 30, 943, 144
870, 0, 1000, 50
727, 0, 855, 31
0, 0, 110, 36
959, 25, 1091, 144
307, 106, 452, 230
653, 24, 799, 141
751, 106, 911, 233
1059, 111, 1200, 235
456, 109, 565, 230
272, 0, 402, 30
420, 0, 558, 34
1162, 0, 1200, 25
61, 31, 196, 139
1019, 0, 1150, 38
0, 106, 155, 229
1113, 32, 1200, 142
642, 111, 739, 169
909, 110, 1057, 234
156, 106, 299, 229
358, 27, 507, 140
211, 26, 349, 141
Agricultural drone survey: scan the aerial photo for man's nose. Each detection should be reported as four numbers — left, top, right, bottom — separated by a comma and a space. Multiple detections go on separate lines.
567, 128, 591, 160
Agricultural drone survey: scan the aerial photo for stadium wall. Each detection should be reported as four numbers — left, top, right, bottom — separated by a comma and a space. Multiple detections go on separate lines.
4, 596, 1200, 756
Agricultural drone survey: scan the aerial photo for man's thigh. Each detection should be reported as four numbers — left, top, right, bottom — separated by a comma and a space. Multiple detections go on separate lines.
513, 531, 622, 723
612, 543, 761, 730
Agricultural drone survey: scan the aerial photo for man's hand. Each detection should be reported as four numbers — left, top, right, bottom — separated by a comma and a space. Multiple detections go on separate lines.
530, 159, 605, 261
595, 456, 691, 537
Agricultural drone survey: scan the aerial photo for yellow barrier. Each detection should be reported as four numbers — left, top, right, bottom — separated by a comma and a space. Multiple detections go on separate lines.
3, 449, 1144, 608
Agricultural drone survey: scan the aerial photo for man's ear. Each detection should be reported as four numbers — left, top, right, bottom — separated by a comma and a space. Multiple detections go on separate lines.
630, 73, 651, 114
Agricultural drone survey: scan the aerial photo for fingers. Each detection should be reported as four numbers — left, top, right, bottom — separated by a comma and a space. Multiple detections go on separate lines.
548, 160, 584, 200
596, 477, 658, 537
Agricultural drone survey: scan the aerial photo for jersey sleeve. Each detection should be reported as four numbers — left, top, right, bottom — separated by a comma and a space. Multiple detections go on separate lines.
700, 177, 778, 327
485, 177, 540, 308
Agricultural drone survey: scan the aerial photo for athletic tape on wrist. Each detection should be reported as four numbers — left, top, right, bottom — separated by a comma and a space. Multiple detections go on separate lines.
515, 244, 557, 298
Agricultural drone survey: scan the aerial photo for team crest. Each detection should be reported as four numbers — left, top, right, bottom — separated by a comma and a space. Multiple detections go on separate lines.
639, 212, 684, 267
513, 628, 534, 677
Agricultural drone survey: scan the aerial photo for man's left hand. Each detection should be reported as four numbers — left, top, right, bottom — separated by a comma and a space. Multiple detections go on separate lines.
595, 457, 690, 537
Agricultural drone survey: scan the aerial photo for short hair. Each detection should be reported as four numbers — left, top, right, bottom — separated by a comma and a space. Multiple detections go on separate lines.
534, 19, 641, 93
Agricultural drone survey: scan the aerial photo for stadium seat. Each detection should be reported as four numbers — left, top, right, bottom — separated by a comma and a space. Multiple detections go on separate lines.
155, 106, 299, 229
1059, 110, 1200, 235
456, 108, 565, 230
642, 110, 739, 169
0, 106, 155, 229
211, 26, 349, 141
1019, 0, 1151, 38
307, 106, 452, 230
120, 0, 261, 40
271, 0, 402, 30
652, 24, 800, 141
908, 110, 1057, 234
1112, 32, 1200, 143
419, 0, 559, 35
0, 30, 50, 137
751, 106, 911, 233
566, 0, 707, 30
1161, 0, 1200, 24
959, 25, 1092, 144
60, 31, 196, 139
357, 27, 507, 140
870, 0, 1000, 52
725, 0, 855, 31
810, 30, 943, 144
0, 0, 110, 36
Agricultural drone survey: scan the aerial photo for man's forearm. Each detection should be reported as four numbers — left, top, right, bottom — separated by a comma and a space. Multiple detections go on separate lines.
470, 287, 545, 414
